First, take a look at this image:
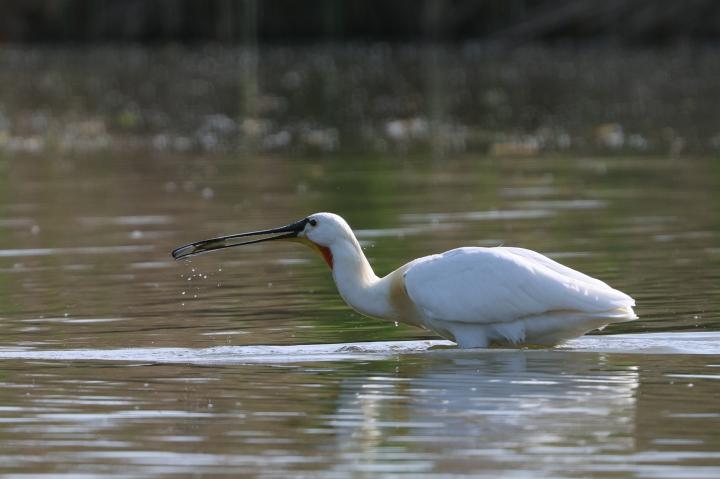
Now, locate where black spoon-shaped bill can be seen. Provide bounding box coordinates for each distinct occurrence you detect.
[171,218,309,260]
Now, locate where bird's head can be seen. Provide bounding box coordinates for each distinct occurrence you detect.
[300,212,353,247]
[171,212,354,269]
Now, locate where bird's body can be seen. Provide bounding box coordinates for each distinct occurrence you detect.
[172,212,636,348]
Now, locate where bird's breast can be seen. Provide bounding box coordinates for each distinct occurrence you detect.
[386,268,423,327]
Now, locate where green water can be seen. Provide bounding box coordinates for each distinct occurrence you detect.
[1,45,720,477]
[1,151,719,477]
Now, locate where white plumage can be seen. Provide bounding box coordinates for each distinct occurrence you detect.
[402,247,635,347]
[172,212,637,349]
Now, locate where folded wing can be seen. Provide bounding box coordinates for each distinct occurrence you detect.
[404,247,634,324]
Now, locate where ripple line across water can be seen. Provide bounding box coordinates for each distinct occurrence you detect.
[0,245,155,257]
[0,333,717,364]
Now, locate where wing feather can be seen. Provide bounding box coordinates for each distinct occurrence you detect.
[404,247,634,325]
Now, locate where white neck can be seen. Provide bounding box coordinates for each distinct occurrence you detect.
[329,236,394,320]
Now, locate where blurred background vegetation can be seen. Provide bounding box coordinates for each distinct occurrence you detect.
[2,0,720,44]
[1,1,719,157]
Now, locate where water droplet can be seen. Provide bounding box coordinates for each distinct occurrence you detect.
[393,321,399,327]
[181,291,186,295]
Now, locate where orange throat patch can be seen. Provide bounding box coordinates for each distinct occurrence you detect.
[293,237,333,269]
[318,245,333,269]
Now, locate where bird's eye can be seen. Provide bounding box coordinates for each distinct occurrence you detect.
[309,219,317,227]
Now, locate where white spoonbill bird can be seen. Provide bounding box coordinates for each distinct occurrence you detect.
[172,212,636,348]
